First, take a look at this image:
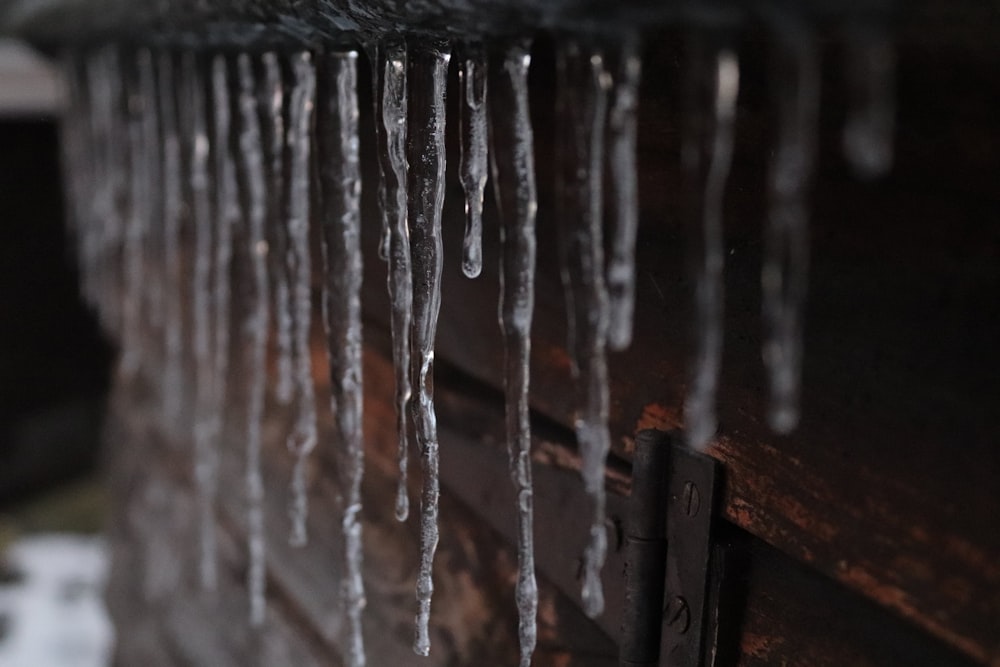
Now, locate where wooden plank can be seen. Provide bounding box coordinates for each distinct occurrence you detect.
[347,30,1000,662]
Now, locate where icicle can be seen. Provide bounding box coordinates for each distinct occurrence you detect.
[157,52,184,429]
[842,27,895,179]
[458,44,488,279]
[366,41,391,263]
[407,42,449,657]
[488,41,538,667]
[261,52,295,405]
[121,49,151,377]
[317,50,366,667]
[682,36,740,452]
[370,38,413,521]
[373,37,413,523]
[61,53,88,263]
[763,19,820,434]
[139,48,164,332]
[210,54,238,508]
[236,52,270,627]
[555,42,611,619]
[103,49,129,334]
[284,52,318,547]
[80,49,114,324]
[182,51,218,591]
[605,36,642,351]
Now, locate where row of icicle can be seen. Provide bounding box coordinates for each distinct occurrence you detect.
[61,22,893,667]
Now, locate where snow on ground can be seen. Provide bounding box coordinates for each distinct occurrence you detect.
[0,534,113,667]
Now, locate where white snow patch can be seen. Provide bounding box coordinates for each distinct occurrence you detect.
[0,534,113,667]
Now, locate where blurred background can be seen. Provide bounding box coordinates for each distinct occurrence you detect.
[0,38,114,667]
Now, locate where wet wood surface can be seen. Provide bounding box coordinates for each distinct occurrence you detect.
[349,29,999,664]
[103,20,999,667]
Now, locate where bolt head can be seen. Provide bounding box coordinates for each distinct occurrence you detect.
[682,481,700,517]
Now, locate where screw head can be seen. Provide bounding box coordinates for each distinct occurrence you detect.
[682,481,700,517]
[663,595,691,634]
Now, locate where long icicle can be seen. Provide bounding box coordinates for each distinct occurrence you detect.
[374,37,413,523]
[261,52,295,405]
[139,48,164,333]
[182,51,218,591]
[157,51,184,429]
[682,36,741,452]
[81,48,121,330]
[236,52,271,627]
[121,49,150,377]
[407,41,449,657]
[555,41,611,619]
[458,44,488,279]
[210,57,238,545]
[61,52,88,291]
[80,49,107,322]
[366,41,391,263]
[489,41,538,667]
[285,52,318,547]
[842,26,895,179]
[763,18,820,434]
[317,49,367,667]
[605,36,642,351]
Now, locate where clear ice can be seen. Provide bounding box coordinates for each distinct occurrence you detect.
[157,52,184,428]
[261,52,295,406]
[763,20,820,434]
[236,52,270,627]
[489,41,539,667]
[316,50,367,667]
[284,52,319,547]
[843,28,895,179]
[605,37,642,351]
[182,51,219,591]
[121,49,152,377]
[407,43,450,657]
[555,41,612,619]
[373,38,414,523]
[459,44,488,279]
[682,37,740,453]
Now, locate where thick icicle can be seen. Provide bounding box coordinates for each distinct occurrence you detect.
[458,44,488,279]
[236,52,270,627]
[488,42,538,667]
[317,50,366,667]
[682,37,740,452]
[182,51,218,591]
[555,42,611,619]
[842,28,895,179]
[261,52,295,405]
[605,37,642,351]
[374,38,413,523]
[763,20,820,434]
[157,52,184,428]
[284,52,318,547]
[407,42,449,657]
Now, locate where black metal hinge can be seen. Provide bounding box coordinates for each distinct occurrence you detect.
[620,429,722,667]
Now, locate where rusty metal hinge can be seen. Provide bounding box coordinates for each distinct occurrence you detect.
[619,429,722,667]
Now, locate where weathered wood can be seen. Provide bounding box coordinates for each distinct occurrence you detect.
[348,29,1000,663]
[98,16,999,666]
[105,328,621,665]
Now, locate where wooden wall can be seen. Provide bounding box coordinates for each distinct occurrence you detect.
[105,16,999,667]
